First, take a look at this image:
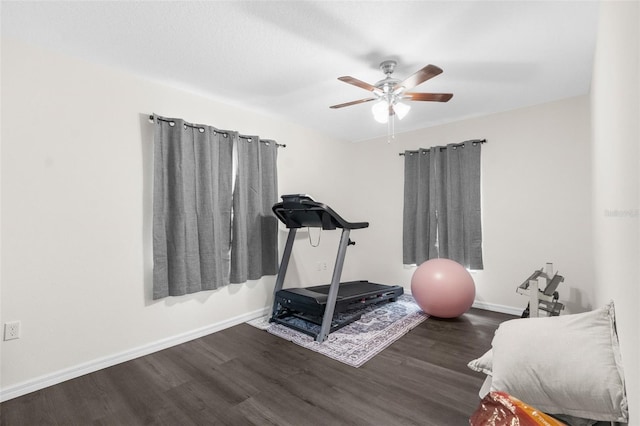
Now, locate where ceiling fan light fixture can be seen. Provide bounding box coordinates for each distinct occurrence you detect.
[394,101,410,120]
[372,100,389,123]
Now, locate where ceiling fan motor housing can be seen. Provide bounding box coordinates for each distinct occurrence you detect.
[376,60,401,93]
[379,60,397,75]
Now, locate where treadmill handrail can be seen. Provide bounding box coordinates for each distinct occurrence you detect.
[272,194,368,230]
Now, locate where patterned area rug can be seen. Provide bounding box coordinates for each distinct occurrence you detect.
[247,294,428,367]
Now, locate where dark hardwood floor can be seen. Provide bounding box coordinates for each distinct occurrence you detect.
[1,308,515,426]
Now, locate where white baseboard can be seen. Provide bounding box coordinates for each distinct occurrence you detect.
[472,300,523,316]
[0,307,270,403]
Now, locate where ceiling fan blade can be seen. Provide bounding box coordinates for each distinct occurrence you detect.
[338,76,379,92]
[404,92,453,102]
[330,98,376,109]
[396,64,443,90]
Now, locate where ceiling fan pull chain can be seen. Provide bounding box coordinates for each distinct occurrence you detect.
[387,113,396,143]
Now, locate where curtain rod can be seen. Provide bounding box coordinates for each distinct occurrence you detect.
[149,115,286,148]
[398,139,486,156]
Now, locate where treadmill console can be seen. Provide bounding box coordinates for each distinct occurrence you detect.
[272,194,368,230]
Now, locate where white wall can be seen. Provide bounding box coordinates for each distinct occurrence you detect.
[0,38,350,398]
[340,96,595,316]
[591,1,640,420]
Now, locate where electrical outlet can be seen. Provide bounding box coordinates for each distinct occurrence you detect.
[4,321,21,341]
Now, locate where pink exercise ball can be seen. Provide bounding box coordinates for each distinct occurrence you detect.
[411,258,476,318]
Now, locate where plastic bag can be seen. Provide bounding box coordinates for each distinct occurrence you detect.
[469,391,567,426]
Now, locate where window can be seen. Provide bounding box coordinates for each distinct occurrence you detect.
[402,140,484,269]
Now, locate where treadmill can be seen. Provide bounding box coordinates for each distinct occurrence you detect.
[270,194,404,342]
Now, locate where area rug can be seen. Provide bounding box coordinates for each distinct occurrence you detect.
[247,294,428,367]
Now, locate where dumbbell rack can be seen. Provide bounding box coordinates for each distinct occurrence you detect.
[516,263,565,317]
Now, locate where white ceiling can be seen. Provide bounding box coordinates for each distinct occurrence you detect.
[1,1,599,142]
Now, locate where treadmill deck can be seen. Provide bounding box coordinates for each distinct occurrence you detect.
[272,280,404,330]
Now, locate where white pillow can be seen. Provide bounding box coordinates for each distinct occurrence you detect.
[489,301,627,422]
[467,349,493,376]
[478,375,492,399]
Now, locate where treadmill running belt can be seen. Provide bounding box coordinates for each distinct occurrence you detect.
[306,281,394,298]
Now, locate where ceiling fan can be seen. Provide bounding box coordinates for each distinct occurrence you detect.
[330,60,453,123]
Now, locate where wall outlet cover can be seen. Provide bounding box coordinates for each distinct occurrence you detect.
[4,321,21,341]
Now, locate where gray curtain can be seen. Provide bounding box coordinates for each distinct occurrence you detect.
[402,148,438,263]
[403,140,483,269]
[152,116,233,298]
[231,136,279,283]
